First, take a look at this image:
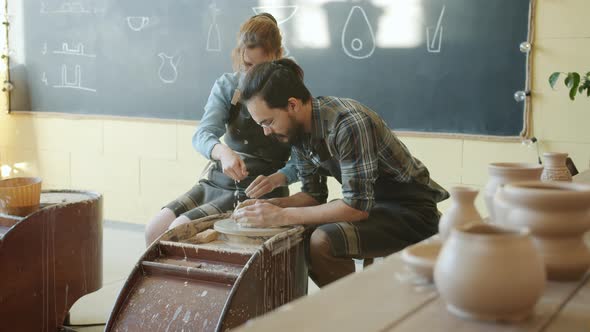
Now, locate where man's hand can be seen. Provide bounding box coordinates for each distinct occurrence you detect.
[232,201,285,228]
[212,144,248,181]
[245,172,287,199]
[232,198,282,215]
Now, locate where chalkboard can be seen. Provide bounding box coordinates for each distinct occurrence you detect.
[10,0,531,136]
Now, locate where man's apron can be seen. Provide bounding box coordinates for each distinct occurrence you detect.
[311,139,441,258]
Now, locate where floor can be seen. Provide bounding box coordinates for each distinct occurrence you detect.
[65,221,324,331]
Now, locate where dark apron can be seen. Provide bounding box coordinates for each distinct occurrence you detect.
[167,98,292,220]
[311,139,441,257]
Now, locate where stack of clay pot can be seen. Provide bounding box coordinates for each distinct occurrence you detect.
[494,181,590,280]
[484,162,543,221]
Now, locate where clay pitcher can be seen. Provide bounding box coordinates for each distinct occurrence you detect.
[541,152,572,182]
[434,223,546,322]
[484,163,543,222]
[438,186,483,241]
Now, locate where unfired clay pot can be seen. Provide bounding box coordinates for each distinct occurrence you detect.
[434,223,546,322]
[484,163,543,221]
[438,186,483,241]
[541,152,572,182]
[494,181,590,281]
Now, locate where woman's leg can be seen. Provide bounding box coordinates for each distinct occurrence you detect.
[144,208,177,246]
[168,215,192,229]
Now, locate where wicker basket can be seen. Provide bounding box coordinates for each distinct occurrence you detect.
[0,177,43,217]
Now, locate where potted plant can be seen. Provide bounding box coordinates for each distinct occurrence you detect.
[549,71,590,100]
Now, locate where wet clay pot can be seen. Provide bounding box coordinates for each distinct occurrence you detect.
[484,163,543,221]
[438,186,483,242]
[434,223,546,322]
[541,152,572,182]
[494,181,590,281]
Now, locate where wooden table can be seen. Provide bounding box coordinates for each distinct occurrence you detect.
[235,247,589,332]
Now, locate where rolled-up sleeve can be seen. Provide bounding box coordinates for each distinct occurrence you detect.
[335,112,379,212]
[192,73,236,159]
[294,147,328,204]
[278,149,300,185]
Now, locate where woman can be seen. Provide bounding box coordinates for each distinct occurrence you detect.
[145,13,297,245]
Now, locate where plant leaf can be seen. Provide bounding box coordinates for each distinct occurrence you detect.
[569,85,577,100]
[565,73,572,88]
[548,72,561,89]
[572,72,581,90]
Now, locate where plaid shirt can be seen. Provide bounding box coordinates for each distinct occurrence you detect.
[293,97,449,212]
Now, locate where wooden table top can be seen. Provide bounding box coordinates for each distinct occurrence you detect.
[235,246,589,332]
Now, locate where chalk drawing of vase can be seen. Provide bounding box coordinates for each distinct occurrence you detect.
[341,6,376,59]
[207,23,221,51]
[158,53,181,84]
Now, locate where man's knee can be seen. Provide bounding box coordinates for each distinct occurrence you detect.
[310,228,333,258]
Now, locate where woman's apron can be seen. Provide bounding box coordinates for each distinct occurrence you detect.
[171,93,292,220]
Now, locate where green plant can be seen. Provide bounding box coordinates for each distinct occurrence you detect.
[549,71,590,100]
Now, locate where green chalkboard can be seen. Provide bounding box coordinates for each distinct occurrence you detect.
[10,0,530,136]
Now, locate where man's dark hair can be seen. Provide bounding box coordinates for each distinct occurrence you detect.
[240,58,312,108]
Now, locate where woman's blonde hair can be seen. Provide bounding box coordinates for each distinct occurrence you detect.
[232,13,283,72]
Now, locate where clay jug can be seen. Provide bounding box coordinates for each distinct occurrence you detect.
[541,152,572,182]
[495,181,590,280]
[434,223,546,322]
[484,163,543,221]
[438,186,483,241]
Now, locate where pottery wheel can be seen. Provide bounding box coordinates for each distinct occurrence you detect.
[213,218,289,238]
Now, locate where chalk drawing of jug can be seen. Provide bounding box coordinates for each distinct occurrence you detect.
[158,53,181,84]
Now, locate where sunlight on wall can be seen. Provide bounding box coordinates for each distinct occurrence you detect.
[293,1,330,49]
[374,0,424,48]
[258,0,424,50]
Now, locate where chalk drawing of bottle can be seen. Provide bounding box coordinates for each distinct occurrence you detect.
[206,3,221,52]
[341,6,376,60]
[426,5,445,53]
[158,53,181,84]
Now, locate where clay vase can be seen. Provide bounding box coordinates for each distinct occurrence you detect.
[434,223,546,322]
[494,181,590,281]
[541,152,572,182]
[484,163,543,222]
[438,186,483,241]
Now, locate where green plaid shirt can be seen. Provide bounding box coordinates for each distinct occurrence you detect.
[293,97,449,211]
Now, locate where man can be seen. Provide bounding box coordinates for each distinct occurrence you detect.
[233,59,449,286]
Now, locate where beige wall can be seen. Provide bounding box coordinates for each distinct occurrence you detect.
[1,0,589,224]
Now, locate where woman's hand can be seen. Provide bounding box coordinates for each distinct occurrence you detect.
[245,172,287,198]
[212,144,248,181]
